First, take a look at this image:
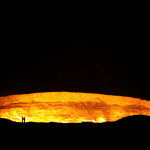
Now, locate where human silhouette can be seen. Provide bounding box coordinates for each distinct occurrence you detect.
[22,116,25,123]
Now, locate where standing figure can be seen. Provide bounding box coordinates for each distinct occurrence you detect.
[22,116,23,123]
[22,116,25,123]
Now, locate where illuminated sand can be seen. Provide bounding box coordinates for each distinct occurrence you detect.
[0,92,150,123]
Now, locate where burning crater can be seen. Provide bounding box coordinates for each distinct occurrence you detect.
[0,92,150,123]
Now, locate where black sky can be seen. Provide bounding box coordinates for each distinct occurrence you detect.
[0,1,150,100]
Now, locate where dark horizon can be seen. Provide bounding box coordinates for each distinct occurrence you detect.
[1,114,150,149]
[0,1,150,101]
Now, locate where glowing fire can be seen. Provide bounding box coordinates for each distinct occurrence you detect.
[0,92,150,123]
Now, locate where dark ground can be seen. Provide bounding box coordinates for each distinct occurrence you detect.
[0,115,150,149]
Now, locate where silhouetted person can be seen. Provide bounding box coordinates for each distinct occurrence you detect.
[22,116,25,123]
[22,116,23,123]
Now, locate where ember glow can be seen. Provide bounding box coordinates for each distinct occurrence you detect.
[0,92,150,123]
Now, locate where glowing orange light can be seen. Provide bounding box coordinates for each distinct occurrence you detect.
[0,92,150,123]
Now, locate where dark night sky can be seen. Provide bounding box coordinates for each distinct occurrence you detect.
[0,1,150,100]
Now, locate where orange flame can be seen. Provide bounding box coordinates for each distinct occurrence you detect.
[0,92,150,123]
